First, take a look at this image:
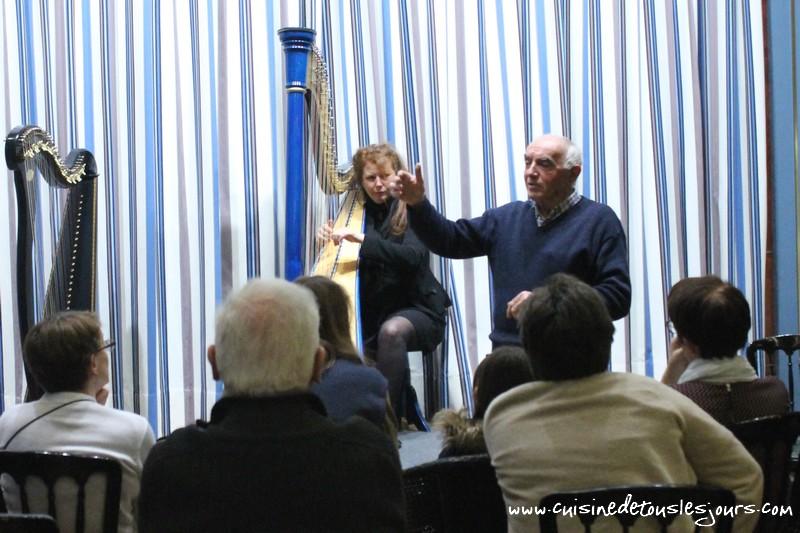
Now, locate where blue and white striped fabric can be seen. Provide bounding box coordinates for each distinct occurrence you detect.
[0,0,769,435]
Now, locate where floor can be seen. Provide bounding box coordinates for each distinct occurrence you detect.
[398,429,442,469]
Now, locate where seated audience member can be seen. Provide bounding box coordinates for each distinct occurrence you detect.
[138,279,405,533]
[295,275,395,434]
[433,346,532,457]
[661,275,789,424]
[483,274,762,533]
[0,311,155,533]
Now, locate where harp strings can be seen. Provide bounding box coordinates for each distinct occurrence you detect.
[305,45,354,274]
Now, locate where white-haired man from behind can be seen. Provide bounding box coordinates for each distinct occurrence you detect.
[138,278,405,533]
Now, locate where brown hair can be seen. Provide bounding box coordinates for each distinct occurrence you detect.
[472,346,533,418]
[519,274,615,381]
[351,143,408,235]
[23,310,103,392]
[294,275,362,365]
[667,276,751,358]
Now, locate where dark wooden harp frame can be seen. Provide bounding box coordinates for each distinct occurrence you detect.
[5,125,99,401]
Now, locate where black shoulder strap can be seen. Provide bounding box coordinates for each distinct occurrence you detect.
[2,398,92,450]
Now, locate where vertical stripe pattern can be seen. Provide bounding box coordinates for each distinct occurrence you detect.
[0,1,771,432]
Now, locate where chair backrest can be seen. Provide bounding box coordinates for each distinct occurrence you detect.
[538,485,735,533]
[728,412,800,531]
[0,451,121,533]
[403,454,506,533]
[747,335,800,409]
[0,513,59,533]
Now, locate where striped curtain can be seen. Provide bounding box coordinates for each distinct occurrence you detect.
[0,0,767,436]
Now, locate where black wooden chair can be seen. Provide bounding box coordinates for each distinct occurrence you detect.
[747,335,800,409]
[421,346,445,420]
[539,485,735,532]
[729,413,800,532]
[403,454,506,533]
[402,347,446,432]
[0,513,59,533]
[0,451,122,533]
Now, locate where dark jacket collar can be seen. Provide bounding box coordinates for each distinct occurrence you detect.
[204,391,329,433]
[364,194,392,220]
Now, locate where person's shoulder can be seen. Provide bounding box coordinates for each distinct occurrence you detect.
[0,402,28,420]
[143,423,207,464]
[334,359,385,379]
[611,372,721,415]
[0,402,30,434]
[322,360,388,392]
[608,371,678,392]
[478,201,532,223]
[329,415,397,456]
[753,375,789,390]
[494,200,530,214]
[89,402,152,433]
[483,381,540,422]
[576,197,621,218]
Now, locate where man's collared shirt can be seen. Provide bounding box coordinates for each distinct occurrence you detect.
[531,189,582,227]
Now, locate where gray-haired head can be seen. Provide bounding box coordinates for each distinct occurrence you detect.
[534,134,582,168]
[562,137,582,168]
[213,278,320,396]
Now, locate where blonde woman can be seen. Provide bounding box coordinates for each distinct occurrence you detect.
[317,144,450,417]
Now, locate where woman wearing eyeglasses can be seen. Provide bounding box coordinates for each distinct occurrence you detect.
[0,310,155,533]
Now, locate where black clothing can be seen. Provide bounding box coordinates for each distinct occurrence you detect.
[138,393,405,533]
[358,197,449,349]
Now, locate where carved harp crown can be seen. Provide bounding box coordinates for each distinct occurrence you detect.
[5,125,99,400]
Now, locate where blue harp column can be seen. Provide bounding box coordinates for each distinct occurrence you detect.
[279,27,316,280]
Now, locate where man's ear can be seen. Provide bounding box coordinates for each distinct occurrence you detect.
[89,353,99,376]
[310,345,327,385]
[570,164,582,180]
[207,345,220,381]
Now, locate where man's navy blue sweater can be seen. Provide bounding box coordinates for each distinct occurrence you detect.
[409,197,631,346]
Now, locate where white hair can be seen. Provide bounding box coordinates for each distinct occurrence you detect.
[214,278,320,396]
[537,133,583,168]
[563,139,582,168]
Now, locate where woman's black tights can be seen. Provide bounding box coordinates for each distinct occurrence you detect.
[375,316,419,416]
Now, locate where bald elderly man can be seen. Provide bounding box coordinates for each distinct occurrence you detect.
[393,134,631,347]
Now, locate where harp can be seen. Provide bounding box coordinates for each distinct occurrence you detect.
[5,125,99,401]
[279,27,364,346]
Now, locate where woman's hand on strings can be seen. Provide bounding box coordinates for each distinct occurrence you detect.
[331,228,365,245]
[316,220,335,246]
[391,163,426,206]
[317,221,364,245]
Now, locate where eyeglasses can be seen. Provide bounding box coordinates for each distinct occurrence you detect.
[95,339,115,354]
[666,321,677,337]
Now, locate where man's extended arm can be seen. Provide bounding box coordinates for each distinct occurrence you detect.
[393,165,491,259]
[406,198,492,259]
